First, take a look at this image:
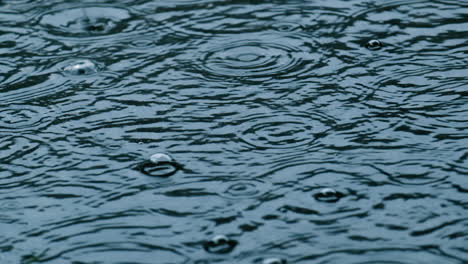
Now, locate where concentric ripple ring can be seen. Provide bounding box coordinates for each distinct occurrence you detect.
[197,36,316,79]
[36,4,133,38]
[238,111,332,151]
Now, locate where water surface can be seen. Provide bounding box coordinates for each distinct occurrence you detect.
[0,0,467,263]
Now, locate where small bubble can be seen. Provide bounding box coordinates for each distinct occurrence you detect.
[365,39,383,50]
[263,258,287,264]
[203,235,237,254]
[63,59,98,76]
[137,153,180,177]
[313,188,344,203]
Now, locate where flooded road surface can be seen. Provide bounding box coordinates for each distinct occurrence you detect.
[0,0,467,263]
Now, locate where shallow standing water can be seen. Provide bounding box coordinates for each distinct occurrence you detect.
[1,0,467,263]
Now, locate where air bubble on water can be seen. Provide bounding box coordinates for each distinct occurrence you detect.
[63,59,98,76]
[365,39,383,50]
[203,234,238,254]
[313,187,344,203]
[263,258,287,264]
[136,153,179,177]
[150,153,173,164]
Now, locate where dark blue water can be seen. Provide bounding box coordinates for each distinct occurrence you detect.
[1,0,467,263]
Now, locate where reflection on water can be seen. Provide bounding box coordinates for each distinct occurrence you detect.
[0,0,467,263]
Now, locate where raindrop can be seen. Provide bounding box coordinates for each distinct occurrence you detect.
[63,59,98,76]
[313,188,344,203]
[137,153,180,177]
[203,235,237,254]
[263,258,287,264]
[365,39,382,50]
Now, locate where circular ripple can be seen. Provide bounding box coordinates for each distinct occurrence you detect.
[238,111,332,151]
[342,0,468,47]
[221,180,267,199]
[39,5,130,36]
[36,4,135,38]
[0,104,55,133]
[374,161,449,185]
[197,35,317,79]
[0,201,21,210]
[147,2,349,39]
[270,22,303,32]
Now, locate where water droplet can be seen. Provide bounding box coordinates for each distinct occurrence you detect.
[313,188,344,203]
[203,235,237,254]
[263,258,287,264]
[137,153,180,177]
[63,59,98,76]
[366,39,382,50]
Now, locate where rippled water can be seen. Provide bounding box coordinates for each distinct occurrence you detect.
[1,0,467,263]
